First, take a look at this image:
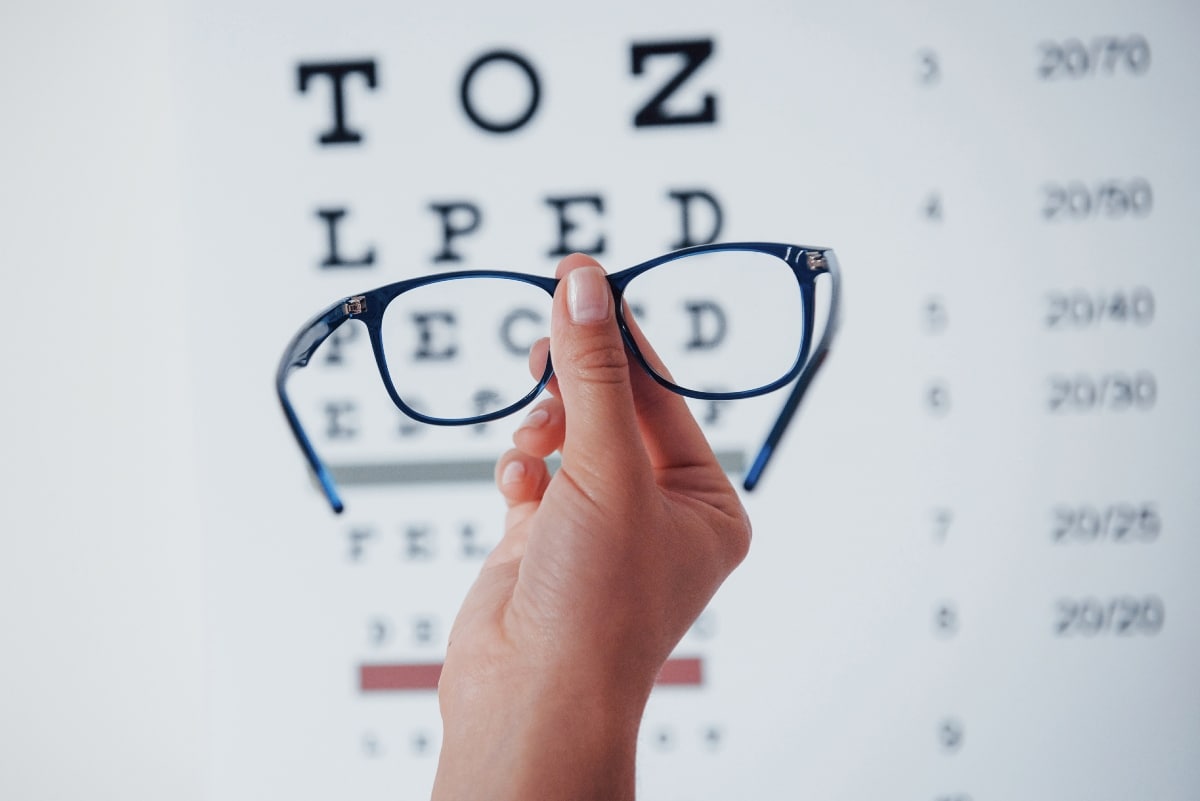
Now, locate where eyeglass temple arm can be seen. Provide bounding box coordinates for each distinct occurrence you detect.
[276,300,355,514]
[743,253,841,491]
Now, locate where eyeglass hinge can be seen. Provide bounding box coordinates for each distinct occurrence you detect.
[806,251,828,271]
[344,296,367,316]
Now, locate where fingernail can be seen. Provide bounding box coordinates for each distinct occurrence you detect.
[501,460,526,486]
[519,407,550,430]
[567,266,610,323]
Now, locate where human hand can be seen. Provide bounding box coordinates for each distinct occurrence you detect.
[432,253,751,801]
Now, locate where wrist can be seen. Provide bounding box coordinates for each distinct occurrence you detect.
[433,663,648,801]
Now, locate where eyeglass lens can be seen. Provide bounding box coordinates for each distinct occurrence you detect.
[620,250,806,395]
[379,275,551,422]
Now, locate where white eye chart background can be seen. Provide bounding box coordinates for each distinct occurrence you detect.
[3,1,1198,800]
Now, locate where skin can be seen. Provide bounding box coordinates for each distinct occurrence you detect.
[431,254,752,800]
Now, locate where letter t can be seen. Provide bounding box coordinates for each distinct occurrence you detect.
[296,60,378,145]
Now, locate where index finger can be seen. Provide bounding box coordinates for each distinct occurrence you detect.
[619,301,726,475]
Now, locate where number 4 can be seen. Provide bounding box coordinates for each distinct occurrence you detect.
[932,508,953,542]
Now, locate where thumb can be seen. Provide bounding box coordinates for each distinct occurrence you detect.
[550,259,651,489]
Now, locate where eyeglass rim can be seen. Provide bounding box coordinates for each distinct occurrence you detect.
[356,241,829,422]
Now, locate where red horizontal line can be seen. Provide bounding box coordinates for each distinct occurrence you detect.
[361,662,442,691]
[655,656,703,686]
[360,656,703,693]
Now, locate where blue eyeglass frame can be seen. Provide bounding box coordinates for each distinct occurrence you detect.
[276,241,841,513]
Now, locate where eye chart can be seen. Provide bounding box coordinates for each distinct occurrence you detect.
[174,2,1200,799]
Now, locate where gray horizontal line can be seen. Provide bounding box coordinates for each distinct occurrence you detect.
[328,450,747,486]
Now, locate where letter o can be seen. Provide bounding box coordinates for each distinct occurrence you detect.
[459,50,541,134]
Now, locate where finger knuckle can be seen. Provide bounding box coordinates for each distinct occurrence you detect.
[567,339,630,385]
[719,509,753,569]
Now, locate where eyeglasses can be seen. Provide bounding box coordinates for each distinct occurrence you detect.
[277,241,841,513]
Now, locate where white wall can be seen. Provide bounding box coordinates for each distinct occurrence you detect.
[0,3,204,799]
